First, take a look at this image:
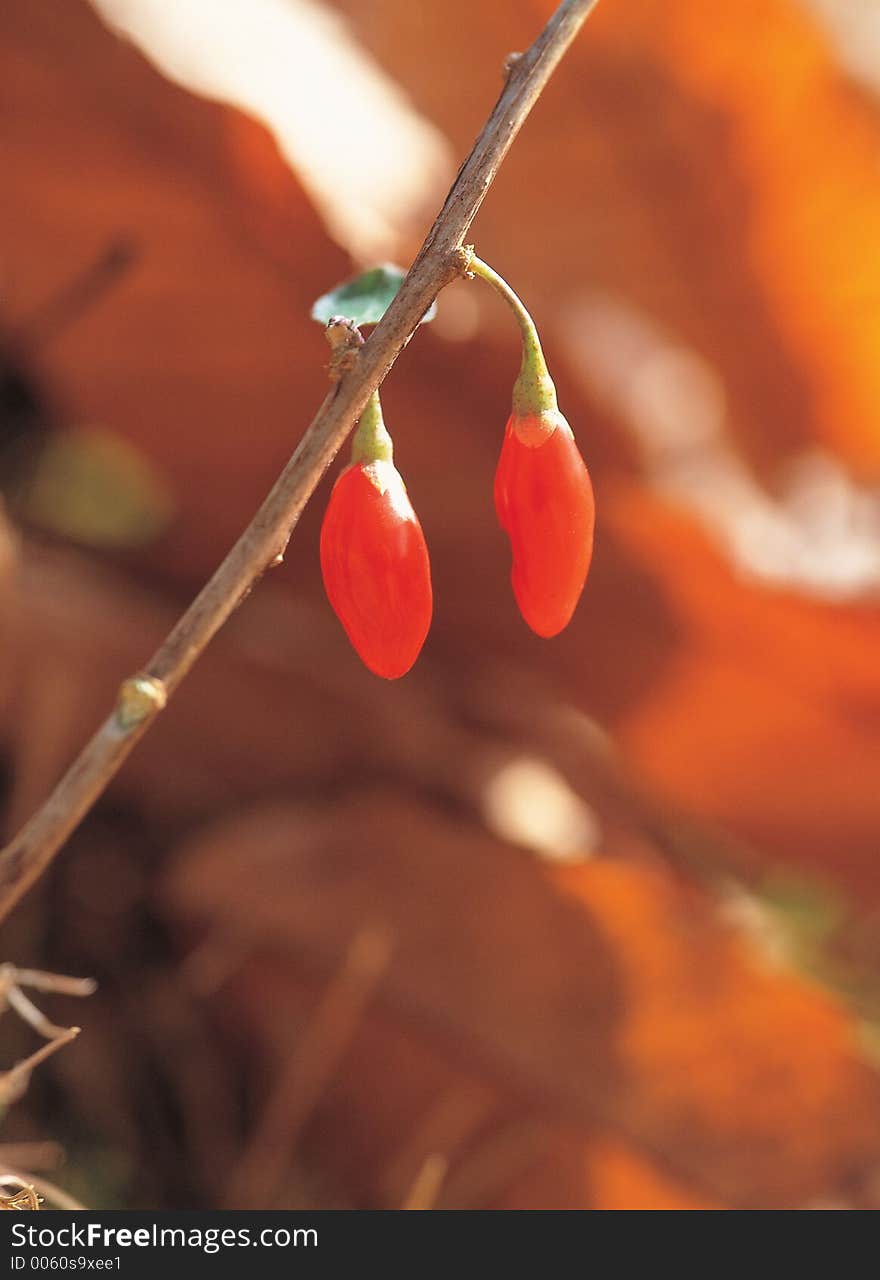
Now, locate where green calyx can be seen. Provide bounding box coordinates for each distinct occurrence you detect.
[350,390,394,465]
[512,341,558,419]
[466,253,558,417]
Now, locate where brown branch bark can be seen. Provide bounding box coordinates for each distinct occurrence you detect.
[0,0,602,924]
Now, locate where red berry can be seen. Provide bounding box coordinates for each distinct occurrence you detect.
[494,410,594,637]
[320,459,432,679]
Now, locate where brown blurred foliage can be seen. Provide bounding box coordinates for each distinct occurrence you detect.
[0,0,879,1210]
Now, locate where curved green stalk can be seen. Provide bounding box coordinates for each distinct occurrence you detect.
[467,254,558,416]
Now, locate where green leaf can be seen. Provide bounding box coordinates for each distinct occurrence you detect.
[311,264,436,328]
[20,428,174,550]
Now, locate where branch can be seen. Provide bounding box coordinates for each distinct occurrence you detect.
[0,1027,80,1109]
[0,0,602,924]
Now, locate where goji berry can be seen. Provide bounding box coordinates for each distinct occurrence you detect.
[494,408,594,637]
[467,253,594,637]
[320,392,432,679]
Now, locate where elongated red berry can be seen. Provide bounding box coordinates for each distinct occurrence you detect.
[320,393,431,679]
[494,409,594,637]
[467,253,594,637]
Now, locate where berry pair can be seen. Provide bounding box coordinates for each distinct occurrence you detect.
[319,257,595,679]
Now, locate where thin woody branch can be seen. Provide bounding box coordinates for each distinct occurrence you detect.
[0,0,601,924]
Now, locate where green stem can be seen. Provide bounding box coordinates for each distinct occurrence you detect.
[467,254,558,416]
[350,390,393,464]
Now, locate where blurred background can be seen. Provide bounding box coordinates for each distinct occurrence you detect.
[0,0,879,1210]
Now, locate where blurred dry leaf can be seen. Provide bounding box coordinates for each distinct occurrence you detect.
[91,0,453,260]
[601,484,880,896]
[163,792,880,1209]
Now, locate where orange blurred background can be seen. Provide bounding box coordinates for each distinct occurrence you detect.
[0,0,879,1210]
